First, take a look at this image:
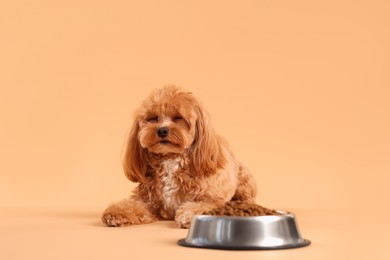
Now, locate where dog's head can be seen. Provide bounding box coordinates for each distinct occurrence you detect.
[123,85,226,183]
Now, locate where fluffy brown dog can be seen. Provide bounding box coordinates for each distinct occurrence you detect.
[102,85,257,228]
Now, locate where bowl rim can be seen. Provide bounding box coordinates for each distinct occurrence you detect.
[191,210,292,220]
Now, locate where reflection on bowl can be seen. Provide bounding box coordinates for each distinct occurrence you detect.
[178,211,310,250]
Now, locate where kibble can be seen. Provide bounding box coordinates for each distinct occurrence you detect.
[203,201,281,216]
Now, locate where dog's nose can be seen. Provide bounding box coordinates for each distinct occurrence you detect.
[157,127,169,138]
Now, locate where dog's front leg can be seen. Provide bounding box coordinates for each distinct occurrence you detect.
[175,201,217,228]
[102,195,157,227]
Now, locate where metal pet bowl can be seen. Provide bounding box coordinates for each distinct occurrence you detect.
[178,211,310,250]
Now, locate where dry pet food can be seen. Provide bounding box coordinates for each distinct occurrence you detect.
[203,201,281,216]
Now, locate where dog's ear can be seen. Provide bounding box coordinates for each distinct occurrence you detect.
[188,105,226,178]
[122,120,147,183]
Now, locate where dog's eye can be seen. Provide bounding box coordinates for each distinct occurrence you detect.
[146,116,158,123]
[173,115,183,122]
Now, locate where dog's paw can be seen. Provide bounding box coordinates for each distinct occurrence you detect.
[102,213,132,227]
[175,202,217,229]
[175,210,194,229]
[101,201,157,227]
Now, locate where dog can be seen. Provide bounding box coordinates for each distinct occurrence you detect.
[102,85,257,228]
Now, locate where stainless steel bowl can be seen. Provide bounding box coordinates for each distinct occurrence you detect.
[178,211,310,250]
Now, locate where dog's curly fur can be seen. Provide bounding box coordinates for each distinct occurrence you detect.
[102,85,257,228]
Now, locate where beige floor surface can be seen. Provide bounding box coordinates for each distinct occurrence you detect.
[1,207,388,260]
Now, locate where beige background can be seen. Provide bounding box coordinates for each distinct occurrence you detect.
[1,1,389,259]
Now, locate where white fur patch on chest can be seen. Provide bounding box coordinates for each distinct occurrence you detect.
[161,158,182,213]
